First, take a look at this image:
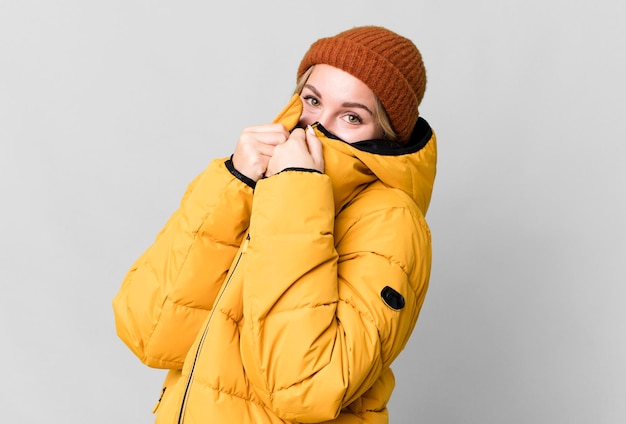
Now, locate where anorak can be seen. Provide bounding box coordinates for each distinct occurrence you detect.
[113,95,437,423]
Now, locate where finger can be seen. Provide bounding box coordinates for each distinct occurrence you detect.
[238,140,276,159]
[243,124,290,144]
[305,126,324,173]
[239,132,287,149]
[255,132,289,146]
[305,125,323,159]
[265,123,288,135]
[256,143,276,158]
[243,123,289,133]
[286,127,307,148]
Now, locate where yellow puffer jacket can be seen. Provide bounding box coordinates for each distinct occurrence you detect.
[113,95,437,423]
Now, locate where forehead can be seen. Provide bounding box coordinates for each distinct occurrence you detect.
[307,64,376,104]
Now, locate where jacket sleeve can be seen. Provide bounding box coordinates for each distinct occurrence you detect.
[239,171,432,422]
[113,158,253,369]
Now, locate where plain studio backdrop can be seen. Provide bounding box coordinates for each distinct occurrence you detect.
[1,0,624,423]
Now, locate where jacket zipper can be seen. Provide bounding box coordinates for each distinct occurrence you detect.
[176,233,250,423]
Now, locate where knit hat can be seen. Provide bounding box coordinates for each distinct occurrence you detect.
[297,26,426,144]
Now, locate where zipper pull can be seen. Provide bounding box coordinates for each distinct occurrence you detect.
[242,233,250,252]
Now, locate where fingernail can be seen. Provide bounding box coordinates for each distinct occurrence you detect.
[306,125,314,135]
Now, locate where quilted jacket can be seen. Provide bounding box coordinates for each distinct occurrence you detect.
[113,95,437,423]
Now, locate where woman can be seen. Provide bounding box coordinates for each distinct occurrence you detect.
[113,25,437,423]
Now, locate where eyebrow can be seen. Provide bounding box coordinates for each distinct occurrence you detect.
[303,84,375,116]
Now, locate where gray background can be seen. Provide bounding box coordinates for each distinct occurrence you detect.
[1,0,624,423]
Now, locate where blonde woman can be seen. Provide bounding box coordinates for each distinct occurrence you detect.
[113,25,437,423]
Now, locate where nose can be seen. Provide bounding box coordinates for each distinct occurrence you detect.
[299,110,333,133]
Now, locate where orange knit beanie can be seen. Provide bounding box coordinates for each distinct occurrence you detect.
[297,26,426,144]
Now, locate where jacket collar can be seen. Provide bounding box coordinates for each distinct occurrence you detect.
[312,120,437,216]
[273,94,437,216]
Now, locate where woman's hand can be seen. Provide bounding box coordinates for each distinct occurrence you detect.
[232,123,291,182]
[266,126,324,177]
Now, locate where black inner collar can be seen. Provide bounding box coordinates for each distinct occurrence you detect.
[310,118,433,156]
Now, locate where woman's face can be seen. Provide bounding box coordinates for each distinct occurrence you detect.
[298,64,384,143]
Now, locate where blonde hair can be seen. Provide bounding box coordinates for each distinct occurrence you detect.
[294,66,398,142]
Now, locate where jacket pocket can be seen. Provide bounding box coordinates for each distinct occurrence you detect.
[152,369,182,414]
